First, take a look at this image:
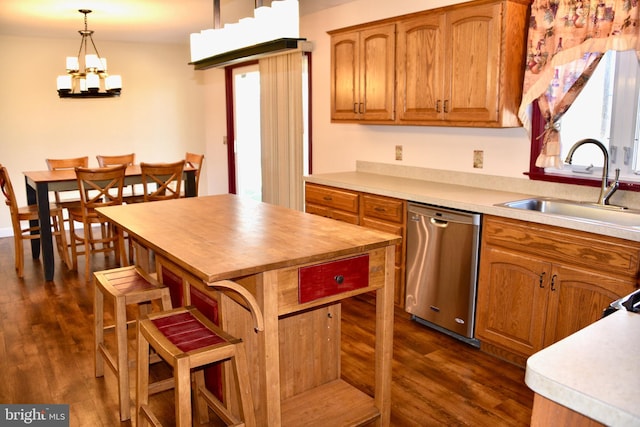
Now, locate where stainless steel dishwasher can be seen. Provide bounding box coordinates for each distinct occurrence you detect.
[405,202,481,346]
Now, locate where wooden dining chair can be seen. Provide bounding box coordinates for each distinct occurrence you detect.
[140,160,185,202]
[68,165,127,282]
[0,164,71,277]
[46,156,90,251]
[46,156,89,207]
[184,152,204,196]
[96,153,138,201]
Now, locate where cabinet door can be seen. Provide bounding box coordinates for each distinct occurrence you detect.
[330,31,360,121]
[359,24,396,121]
[544,264,637,347]
[444,2,501,123]
[396,14,445,122]
[476,245,550,357]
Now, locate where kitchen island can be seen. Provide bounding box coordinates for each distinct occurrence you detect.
[97,194,400,426]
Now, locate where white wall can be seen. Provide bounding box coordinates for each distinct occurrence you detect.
[0,34,208,234]
[300,0,532,176]
[0,0,536,235]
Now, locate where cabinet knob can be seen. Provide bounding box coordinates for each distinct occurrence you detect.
[334,275,345,285]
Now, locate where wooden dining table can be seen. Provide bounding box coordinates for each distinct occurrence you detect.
[96,194,400,426]
[23,164,197,281]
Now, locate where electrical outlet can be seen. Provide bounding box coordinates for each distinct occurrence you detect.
[473,150,484,168]
[395,145,403,161]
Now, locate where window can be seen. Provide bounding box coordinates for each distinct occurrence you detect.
[529,50,640,192]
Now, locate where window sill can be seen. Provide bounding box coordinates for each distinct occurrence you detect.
[526,171,640,192]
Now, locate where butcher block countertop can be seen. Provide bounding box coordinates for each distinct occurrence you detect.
[305,168,640,242]
[525,311,640,426]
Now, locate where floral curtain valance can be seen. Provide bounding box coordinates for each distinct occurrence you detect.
[518,0,640,168]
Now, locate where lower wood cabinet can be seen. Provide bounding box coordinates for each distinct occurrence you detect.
[304,182,407,306]
[476,215,640,365]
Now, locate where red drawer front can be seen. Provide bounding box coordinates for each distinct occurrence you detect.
[298,254,369,303]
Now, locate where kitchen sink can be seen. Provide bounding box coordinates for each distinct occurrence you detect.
[496,197,640,228]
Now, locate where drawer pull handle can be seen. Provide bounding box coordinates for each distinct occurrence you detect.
[551,274,557,291]
[334,275,344,285]
[374,207,386,212]
[323,196,332,201]
[539,272,545,288]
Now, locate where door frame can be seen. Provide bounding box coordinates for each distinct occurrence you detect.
[224,53,313,195]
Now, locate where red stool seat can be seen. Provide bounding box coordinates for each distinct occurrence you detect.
[152,311,227,351]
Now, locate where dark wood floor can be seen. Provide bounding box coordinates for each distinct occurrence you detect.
[0,237,532,426]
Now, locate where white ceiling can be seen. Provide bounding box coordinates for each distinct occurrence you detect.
[0,0,357,44]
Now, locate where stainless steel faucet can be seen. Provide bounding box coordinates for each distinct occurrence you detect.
[564,138,620,205]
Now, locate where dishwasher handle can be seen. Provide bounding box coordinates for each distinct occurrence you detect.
[409,213,452,228]
[430,217,449,228]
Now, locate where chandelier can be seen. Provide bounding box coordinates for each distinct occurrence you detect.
[56,9,122,98]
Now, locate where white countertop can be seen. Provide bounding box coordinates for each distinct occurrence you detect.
[305,171,640,242]
[525,311,640,426]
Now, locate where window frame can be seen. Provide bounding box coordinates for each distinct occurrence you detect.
[527,100,640,193]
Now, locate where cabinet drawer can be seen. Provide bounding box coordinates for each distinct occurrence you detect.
[362,194,405,223]
[298,254,369,303]
[483,216,640,277]
[305,183,359,213]
[305,203,359,225]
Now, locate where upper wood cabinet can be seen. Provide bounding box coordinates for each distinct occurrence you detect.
[329,23,396,122]
[330,0,529,127]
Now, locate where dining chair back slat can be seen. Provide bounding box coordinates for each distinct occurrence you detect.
[96,153,135,167]
[141,160,185,202]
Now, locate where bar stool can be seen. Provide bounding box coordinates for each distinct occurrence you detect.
[94,266,172,421]
[136,280,264,427]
